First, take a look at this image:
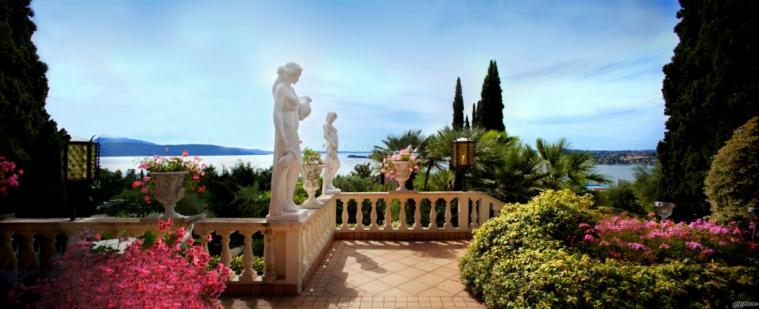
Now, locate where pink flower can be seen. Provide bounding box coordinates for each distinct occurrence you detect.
[658,243,670,249]
[628,242,646,251]
[30,220,231,307]
[140,187,149,194]
[599,241,610,247]
[578,223,590,229]
[685,241,703,250]
[182,151,189,157]
[131,180,142,189]
[583,234,595,242]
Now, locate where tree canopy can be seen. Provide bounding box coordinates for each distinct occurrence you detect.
[657,0,759,220]
[476,60,505,132]
[0,0,68,216]
[452,77,464,130]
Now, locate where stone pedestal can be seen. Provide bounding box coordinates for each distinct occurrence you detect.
[266,209,308,223]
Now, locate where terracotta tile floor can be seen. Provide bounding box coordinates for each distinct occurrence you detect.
[223,240,485,308]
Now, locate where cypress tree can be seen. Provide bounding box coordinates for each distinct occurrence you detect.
[657,0,759,220]
[452,77,464,130]
[471,102,478,128]
[478,60,505,131]
[464,115,470,130]
[0,0,69,216]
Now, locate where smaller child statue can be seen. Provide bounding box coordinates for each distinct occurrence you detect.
[322,112,341,195]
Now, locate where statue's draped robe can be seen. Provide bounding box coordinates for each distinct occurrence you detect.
[323,123,340,192]
[269,83,310,215]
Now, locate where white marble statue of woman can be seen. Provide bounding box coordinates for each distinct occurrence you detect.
[322,112,341,195]
[268,62,312,219]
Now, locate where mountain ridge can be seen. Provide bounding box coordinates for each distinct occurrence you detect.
[97,137,272,157]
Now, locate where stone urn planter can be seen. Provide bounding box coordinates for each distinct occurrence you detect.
[302,163,324,208]
[151,171,188,218]
[655,201,676,220]
[392,160,411,191]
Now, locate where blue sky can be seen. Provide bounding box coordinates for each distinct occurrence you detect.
[31,0,680,151]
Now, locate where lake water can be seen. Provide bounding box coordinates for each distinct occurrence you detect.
[100,154,646,183]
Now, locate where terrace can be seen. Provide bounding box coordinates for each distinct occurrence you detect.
[0,190,504,308]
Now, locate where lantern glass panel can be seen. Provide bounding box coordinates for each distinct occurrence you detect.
[67,143,87,180]
[67,142,99,181]
[466,142,475,166]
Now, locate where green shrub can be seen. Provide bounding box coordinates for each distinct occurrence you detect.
[598,180,647,214]
[332,175,392,192]
[174,191,208,216]
[460,189,758,308]
[229,254,263,275]
[705,116,759,224]
[631,163,661,210]
[351,163,373,178]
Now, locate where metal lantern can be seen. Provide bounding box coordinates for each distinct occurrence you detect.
[65,136,100,220]
[66,137,99,181]
[451,137,475,191]
[451,138,475,169]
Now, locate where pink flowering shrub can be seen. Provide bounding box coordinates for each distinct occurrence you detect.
[133,152,207,204]
[31,219,231,308]
[0,156,23,197]
[380,146,420,180]
[580,214,758,264]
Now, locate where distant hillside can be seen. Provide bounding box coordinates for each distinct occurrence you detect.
[97,137,271,157]
[570,150,656,165]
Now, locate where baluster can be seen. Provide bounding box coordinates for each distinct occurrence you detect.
[471,199,479,228]
[399,199,407,229]
[458,196,469,229]
[428,199,437,229]
[220,231,232,267]
[0,231,17,272]
[383,200,392,231]
[340,200,349,230]
[481,200,491,223]
[263,228,277,281]
[444,198,453,230]
[16,232,38,273]
[198,229,210,252]
[355,200,364,230]
[369,199,378,230]
[240,231,256,282]
[413,198,422,230]
[39,232,58,273]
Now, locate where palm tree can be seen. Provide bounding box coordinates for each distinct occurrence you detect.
[370,129,427,162]
[535,138,609,191]
[468,131,538,202]
[489,143,545,203]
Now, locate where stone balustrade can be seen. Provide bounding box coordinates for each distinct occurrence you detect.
[0,191,504,296]
[333,191,504,240]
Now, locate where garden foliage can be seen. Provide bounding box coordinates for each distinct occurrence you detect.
[657,0,759,221]
[705,116,759,224]
[31,220,232,308]
[460,190,758,308]
[0,0,68,216]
